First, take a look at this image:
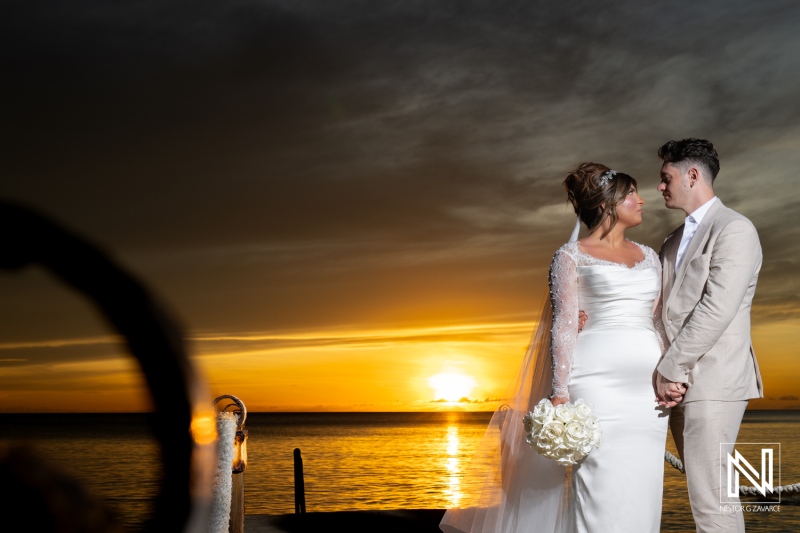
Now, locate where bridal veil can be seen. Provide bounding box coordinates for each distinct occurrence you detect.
[439,298,571,533]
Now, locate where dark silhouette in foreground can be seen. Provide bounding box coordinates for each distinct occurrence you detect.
[0,200,214,532]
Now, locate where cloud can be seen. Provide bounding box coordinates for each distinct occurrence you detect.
[430,396,504,404]
[2,1,800,403]
[0,322,536,366]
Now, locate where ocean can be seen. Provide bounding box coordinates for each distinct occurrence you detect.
[1,411,798,532]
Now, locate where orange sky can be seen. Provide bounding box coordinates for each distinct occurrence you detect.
[1,313,797,413]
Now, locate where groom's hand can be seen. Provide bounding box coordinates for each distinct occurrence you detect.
[654,371,686,407]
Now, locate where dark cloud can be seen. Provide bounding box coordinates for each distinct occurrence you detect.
[2,0,800,354]
[0,337,126,367]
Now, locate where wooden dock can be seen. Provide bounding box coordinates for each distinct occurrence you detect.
[244,509,446,533]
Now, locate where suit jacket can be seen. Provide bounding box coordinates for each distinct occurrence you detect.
[658,199,763,402]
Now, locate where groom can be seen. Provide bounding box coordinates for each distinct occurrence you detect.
[653,138,763,532]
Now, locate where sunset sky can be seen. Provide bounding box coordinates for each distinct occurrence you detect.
[2,1,799,412]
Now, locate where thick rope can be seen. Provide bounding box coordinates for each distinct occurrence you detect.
[664,450,685,474]
[209,412,237,533]
[664,450,800,496]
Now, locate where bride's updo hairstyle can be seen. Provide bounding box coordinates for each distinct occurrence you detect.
[563,162,638,239]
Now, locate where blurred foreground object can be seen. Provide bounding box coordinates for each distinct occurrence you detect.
[0,200,216,532]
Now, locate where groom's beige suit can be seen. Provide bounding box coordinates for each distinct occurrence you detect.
[658,198,763,532]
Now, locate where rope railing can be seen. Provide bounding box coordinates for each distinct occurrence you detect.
[210,395,248,533]
[664,450,800,496]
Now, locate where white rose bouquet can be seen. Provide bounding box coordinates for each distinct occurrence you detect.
[522,397,601,466]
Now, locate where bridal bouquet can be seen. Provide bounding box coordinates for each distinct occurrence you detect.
[522,397,601,466]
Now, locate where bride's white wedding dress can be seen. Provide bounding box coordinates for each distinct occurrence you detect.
[440,240,670,533]
[552,240,670,532]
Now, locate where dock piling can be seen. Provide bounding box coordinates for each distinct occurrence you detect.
[293,448,306,514]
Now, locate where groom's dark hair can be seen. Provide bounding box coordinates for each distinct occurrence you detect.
[658,138,720,184]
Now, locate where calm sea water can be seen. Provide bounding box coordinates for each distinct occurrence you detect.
[1,411,798,532]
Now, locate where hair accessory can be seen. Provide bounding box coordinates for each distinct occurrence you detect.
[598,170,617,187]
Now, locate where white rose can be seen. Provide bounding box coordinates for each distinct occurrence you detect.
[553,447,576,466]
[535,436,554,453]
[536,421,565,455]
[533,412,552,428]
[535,439,553,455]
[590,428,602,448]
[564,421,585,448]
[542,421,565,440]
[532,398,554,424]
[579,441,594,456]
[522,413,534,433]
[535,397,552,412]
[553,404,574,425]
[573,399,594,421]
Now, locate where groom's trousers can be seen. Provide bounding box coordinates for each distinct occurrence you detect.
[670,400,748,533]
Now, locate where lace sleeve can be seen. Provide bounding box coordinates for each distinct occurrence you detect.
[649,247,670,355]
[548,247,579,400]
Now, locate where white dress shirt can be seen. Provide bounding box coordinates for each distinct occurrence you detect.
[675,196,718,273]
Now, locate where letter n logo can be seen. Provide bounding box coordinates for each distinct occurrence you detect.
[720,443,780,504]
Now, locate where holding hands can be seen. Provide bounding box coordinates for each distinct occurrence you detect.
[654,371,687,407]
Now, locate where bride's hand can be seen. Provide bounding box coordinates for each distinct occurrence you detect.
[550,395,570,407]
[578,310,588,332]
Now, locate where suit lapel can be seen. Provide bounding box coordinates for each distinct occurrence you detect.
[661,226,682,307]
[668,199,726,308]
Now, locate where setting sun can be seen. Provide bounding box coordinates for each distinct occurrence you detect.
[428,372,477,402]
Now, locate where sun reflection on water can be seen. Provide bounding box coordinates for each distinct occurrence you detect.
[444,425,462,507]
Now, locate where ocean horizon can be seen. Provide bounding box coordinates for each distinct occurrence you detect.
[1,410,798,532]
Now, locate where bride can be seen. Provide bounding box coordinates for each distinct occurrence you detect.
[440,163,673,533]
